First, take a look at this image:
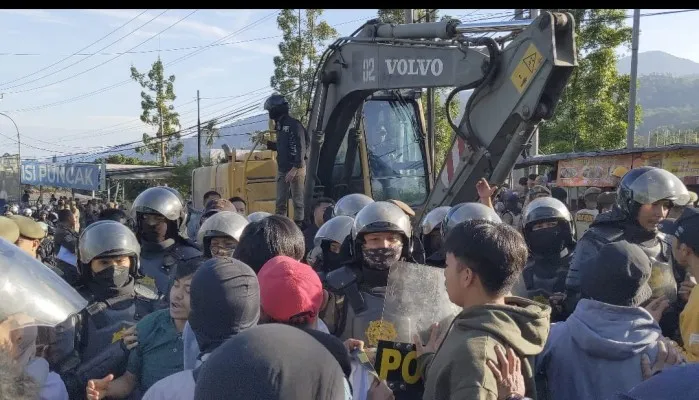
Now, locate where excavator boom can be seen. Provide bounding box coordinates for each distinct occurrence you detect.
[304,12,577,221]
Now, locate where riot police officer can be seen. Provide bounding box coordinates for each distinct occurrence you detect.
[0,237,87,399]
[511,197,575,321]
[55,220,156,398]
[418,206,451,267]
[197,210,249,259]
[264,94,309,227]
[307,215,354,273]
[333,193,374,218]
[324,201,413,341]
[441,202,502,239]
[247,211,272,223]
[130,186,202,300]
[565,166,691,338]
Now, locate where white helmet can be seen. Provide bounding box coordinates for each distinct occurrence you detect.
[22,208,33,217]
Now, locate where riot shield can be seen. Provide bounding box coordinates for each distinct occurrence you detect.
[370,261,461,399]
[0,237,87,330]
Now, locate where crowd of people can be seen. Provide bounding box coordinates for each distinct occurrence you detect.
[0,163,697,400]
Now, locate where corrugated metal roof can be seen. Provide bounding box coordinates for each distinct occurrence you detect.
[515,144,699,168]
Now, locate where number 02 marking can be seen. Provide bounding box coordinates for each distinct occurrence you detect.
[363,58,376,83]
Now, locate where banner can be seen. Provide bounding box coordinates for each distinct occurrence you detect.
[0,154,20,204]
[631,152,663,169]
[660,149,699,185]
[557,154,633,187]
[630,149,699,185]
[20,162,103,191]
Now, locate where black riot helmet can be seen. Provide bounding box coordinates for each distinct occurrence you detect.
[617,166,690,219]
[522,197,575,253]
[309,215,354,272]
[263,94,290,121]
[441,202,501,239]
[77,220,141,281]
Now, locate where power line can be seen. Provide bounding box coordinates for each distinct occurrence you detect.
[0,9,149,86]
[66,85,295,162]
[0,10,170,92]
[61,86,272,143]
[1,10,278,114]
[0,16,374,57]
[54,88,278,160]
[4,10,198,95]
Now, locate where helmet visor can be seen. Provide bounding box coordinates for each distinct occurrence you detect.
[627,168,690,206]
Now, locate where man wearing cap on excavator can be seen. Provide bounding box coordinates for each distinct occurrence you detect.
[263,94,309,229]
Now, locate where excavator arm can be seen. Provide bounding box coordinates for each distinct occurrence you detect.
[304,12,577,221]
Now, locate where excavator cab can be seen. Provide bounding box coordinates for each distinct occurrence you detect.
[329,91,429,207]
[305,13,577,222]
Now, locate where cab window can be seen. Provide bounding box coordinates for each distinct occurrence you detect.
[363,99,428,206]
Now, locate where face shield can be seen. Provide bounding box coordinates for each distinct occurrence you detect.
[0,238,87,329]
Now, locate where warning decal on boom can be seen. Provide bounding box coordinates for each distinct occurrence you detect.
[510,43,544,94]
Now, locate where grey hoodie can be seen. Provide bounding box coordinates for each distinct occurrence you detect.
[536,299,662,400]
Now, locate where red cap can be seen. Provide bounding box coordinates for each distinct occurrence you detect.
[258,255,324,324]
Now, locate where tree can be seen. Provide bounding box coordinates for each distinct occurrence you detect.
[377,9,405,24]
[270,10,337,125]
[202,119,220,148]
[130,57,182,166]
[94,154,157,165]
[538,9,639,154]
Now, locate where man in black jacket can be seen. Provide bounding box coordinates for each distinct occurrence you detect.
[264,94,308,227]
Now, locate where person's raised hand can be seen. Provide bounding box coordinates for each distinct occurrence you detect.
[476,178,498,200]
[413,322,445,357]
[86,374,113,400]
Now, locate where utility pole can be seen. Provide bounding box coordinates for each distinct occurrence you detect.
[404,9,413,24]
[424,9,436,183]
[0,111,21,202]
[197,90,202,166]
[627,9,641,150]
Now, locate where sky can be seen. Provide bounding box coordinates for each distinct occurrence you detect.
[0,8,696,160]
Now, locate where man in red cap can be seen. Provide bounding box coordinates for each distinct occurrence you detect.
[257,255,328,332]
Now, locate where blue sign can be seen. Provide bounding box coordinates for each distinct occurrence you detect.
[20,162,103,191]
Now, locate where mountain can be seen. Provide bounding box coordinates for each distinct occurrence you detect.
[54,113,269,164]
[636,74,699,135]
[617,51,699,76]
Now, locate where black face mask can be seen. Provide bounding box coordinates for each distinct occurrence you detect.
[322,250,344,271]
[527,228,565,256]
[93,266,130,289]
[141,222,168,243]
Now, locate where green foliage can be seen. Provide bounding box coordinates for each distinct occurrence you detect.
[433,89,461,169]
[271,10,338,125]
[377,9,405,24]
[169,157,210,198]
[635,74,699,134]
[202,119,220,148]
[130,57,182,166]
[93,154,157,165]
[539,9,639,154]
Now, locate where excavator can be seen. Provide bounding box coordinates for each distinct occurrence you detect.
[190,11,577,224]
